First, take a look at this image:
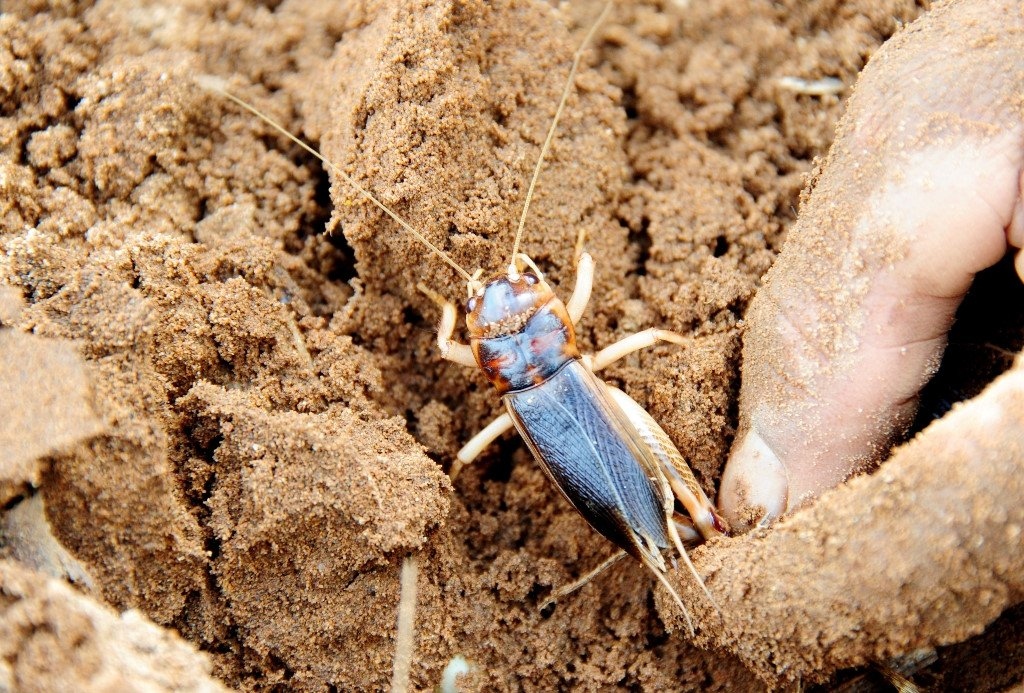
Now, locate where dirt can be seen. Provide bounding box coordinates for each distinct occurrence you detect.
[0,557,229,692]
[0,0,1021,691]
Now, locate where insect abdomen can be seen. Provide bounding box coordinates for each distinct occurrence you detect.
[503,360,671,560]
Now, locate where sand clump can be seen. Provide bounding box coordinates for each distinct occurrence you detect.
[1,0,1022,690]
[0,558,228,692]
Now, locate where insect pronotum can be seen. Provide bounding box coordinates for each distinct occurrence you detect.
[201,0,727,634]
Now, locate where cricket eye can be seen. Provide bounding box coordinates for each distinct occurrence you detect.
[523,273,538,285]
[466,296,479,313]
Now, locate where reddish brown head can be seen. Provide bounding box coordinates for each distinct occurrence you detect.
[465,271,555,340]
[465,271,579,394]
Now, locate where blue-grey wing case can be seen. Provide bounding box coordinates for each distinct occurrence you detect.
[503,359,672,559]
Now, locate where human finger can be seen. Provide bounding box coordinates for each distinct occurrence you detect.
[719,0,1024,529]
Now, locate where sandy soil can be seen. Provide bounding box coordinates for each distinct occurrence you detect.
[1,0,1022,690]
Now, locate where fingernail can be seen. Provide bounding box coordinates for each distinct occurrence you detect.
[719,430,789,531]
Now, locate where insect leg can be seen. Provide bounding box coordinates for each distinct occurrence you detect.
[565,251,595,325]
[450,412,514,480]
[418,283,476,368]
[589,327,688,371]
[646,556,696,636]
[673,515,703,546]
[573,227,587,266]
[539,550,627,612]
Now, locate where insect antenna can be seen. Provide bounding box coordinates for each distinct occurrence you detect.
[506,0,613,278]
[196,75,475,283]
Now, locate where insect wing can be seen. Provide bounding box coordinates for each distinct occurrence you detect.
[605,385,727,540]
[503,360,671,559]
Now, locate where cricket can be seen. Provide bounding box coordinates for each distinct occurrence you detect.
[201,0,727,634]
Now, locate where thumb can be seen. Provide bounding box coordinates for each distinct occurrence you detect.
[719,0,1024,529]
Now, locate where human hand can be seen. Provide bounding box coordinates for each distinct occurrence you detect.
[718,0,1024,529]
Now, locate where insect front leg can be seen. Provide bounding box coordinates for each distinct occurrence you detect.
[418,283,476,368]
[450,412,514,480]
[565,251,595,325]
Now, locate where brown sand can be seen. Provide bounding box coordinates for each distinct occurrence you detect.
[0,558,229,692]
[1,0,1021,691]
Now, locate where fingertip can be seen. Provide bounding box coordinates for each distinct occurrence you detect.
[719,430,789,533]
[1005,165,1023,250]
[1011,174,1024,282]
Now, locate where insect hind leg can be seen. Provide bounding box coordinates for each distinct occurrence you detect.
[602,383,723,617]
[673,516,702,547]
[539,550,627,612]
[664,514,720,617]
